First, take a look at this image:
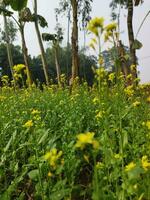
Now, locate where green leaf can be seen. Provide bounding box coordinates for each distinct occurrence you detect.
[122,130,128,148]
[10,0,28,11]
[28,169,39,181]
[132,39,143,50]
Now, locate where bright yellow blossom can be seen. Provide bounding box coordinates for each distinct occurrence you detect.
[75,132,99,150]
[147,96,150,103]
[23,120,33,128]
[108,73,115,82]
[142,155,150,171]
[44,148,63,169]
[87,17,104,36]
[125,162,136,172]
[31,109,41,115]
[132,101,140,107]
[124,85,134,97]
[146,121,150,130]
[105,22,117,32]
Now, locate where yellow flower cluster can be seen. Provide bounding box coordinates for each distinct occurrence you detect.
[13,64,26,73]
[146,121,150,130]
[147,96,150,103]
[44,148,63,169]
[105,23,117,32]
[75,132,100,150]
[142,155,150,171]
[23,120,33,128]
[124,85,134,97]
[96,67,106,78]
[95,110,105,119]
[108,73,115,82]
[31,109,41,115]
[132,101,140,107]
[87,17,104,36]
[93,97,99,104]
[0,95,6,101]
[125,162,136,172]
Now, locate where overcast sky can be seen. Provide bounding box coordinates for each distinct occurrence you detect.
[1,0,150,83]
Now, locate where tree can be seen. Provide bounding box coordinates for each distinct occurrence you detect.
[33,0,50,85]
[0,3,16,84]
[110,0,143,79]
[42,25,63,85]
[0,0,33,86]
[56,0,93,82]
[0,43,24,77]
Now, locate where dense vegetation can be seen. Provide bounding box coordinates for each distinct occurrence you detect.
[0,0,150,199]
[0,75,150,199]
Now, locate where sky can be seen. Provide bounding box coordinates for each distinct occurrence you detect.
[0,0,150,83]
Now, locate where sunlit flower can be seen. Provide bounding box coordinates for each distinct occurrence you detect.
[23,120,33,128]
[0,95,6,101]
[75,132,99,150]
[141,155,150,171]
[93,97,99,104]
[114,153,121,159]
[125,162,136,172]
[124,85,134,97]
[132,101,140,107]
[87,17,104,36]
[147,96,150,103]
[108,73,115,82]
[146,121,150,130]
[44,148,63,169]
[31,109,41,115]
[13,64,26,73]
[130,64,136,71]
[48,171,53,177]
[105,22,117,32]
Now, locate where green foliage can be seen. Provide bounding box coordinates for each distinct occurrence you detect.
[9,0,28,11]
[0,76,150,199]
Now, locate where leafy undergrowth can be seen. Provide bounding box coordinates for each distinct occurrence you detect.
[0,80,150,200]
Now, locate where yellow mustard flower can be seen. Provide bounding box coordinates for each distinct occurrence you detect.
[124,85,134,97]
[105,22,117,32]
[0,95,6,101]
[125,162,136,172]
[87,17,104,36]
[23,120,33,128]
[93,97,99,104]
[95,111,104,119]
[108,73,115,82]
[75,132,99,150]
[114,153,121,159]
[142,155,150,171]
[44,148,63,169]
[146,121,150,130]
[127,74,132,80]
[132,101,141,107]
[48,171,53,177]
[13,64,26,73]
[130,64,136,71]
[31,109,41,115]
[147,96,150,103]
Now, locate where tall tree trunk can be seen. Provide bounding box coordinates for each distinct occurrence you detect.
[33,0,49,85]
[54,45,61,85]
[20,23,32,86]
[127,0,137,79]
[3,10,16,86]
[71,0,79,82]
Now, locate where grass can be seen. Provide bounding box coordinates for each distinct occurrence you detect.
[0,75,150,200]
